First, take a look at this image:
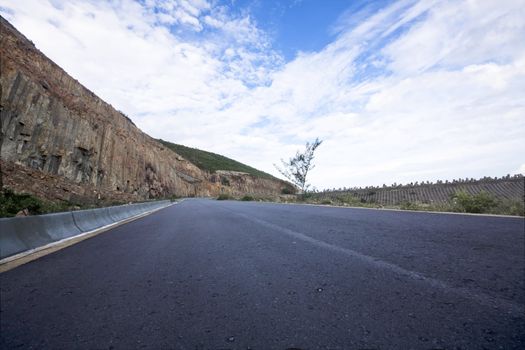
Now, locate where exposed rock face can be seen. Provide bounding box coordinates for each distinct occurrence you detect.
[0,17,290,204]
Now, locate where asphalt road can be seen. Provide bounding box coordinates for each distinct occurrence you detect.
[1,199,524,349]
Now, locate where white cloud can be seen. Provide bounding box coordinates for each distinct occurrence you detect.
[1,0,524,189]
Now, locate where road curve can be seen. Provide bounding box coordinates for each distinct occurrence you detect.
[1,199,524,349]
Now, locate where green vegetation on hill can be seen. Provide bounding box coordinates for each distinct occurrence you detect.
[158,139,278,180]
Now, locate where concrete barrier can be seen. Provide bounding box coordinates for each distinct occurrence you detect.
[38,211,82,241]
[107,205,130,222]
[127,203,143,216]
[0,211,83,258]
[0,200,171,260]
[0,227,28,259]
[72,207,114,232]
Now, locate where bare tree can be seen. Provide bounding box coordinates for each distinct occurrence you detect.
[274,138,322,193]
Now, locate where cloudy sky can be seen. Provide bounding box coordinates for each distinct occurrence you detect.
[1,0,524,189]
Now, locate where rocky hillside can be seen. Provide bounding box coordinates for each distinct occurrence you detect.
[0,17,292,205]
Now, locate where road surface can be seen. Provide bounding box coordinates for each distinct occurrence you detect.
[1,199,524,349]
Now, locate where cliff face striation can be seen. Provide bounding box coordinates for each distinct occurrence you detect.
[0,17,291,205]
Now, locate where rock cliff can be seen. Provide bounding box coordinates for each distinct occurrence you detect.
[0,17,291,205]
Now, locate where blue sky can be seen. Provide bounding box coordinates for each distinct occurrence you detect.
[1,0,524,189]
[228,0,365,60]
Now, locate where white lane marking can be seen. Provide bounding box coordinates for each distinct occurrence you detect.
[230,209,524,317]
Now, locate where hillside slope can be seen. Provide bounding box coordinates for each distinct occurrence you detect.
[314,176,524,213]
[158,140,277,180]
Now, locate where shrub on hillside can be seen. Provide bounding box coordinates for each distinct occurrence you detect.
[217,194,231,200]
[0,189,43,217]
[493,198,524,216]
[240,195,254,201]
[400,201,420,211]
[281,187,295,195]
[0,189,69,217]
[451,190,497,214]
